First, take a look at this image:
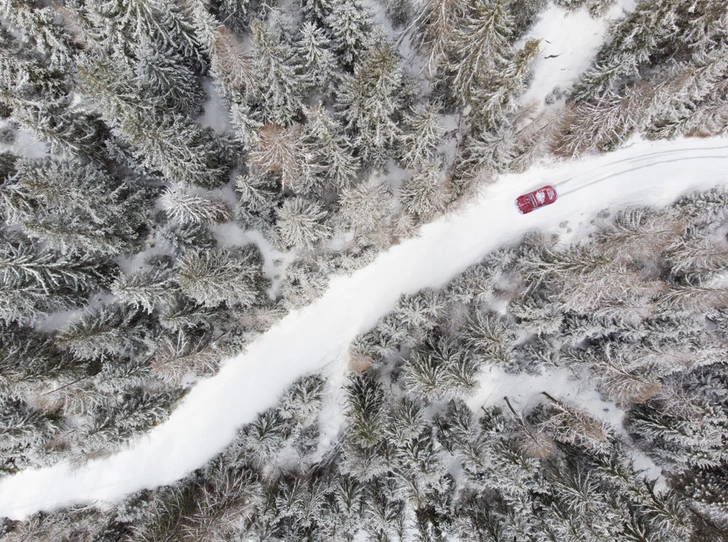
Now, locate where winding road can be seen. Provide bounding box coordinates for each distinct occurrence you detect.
[1,137,728,520]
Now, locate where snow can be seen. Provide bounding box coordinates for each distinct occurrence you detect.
[310,348,351,463]
[198,80,234,134]
[520,0,635,113]
[1,136,728,519]
[0,121,50,159]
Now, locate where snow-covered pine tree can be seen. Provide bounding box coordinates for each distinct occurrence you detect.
[212,0,251,33]
[295,22,339,94]
[207,27,257,105]
[1,158,148,255]
[160,186,233,226]
[300,0,336,25]
[133,41,206,118]
[346,373,387,448]
[80,0,205,71]
[446,0,514,112]
[78,54,232,188]
[55,303,145,362]
[323,0,373,69]
[249,123,313,194]
[398,103,445,169]
[337,180,394,242]
[0,235,106,324]
[275,197,331,250]
[250,21,305,125]
[174,246,265,308]
[235,173,279,230]
[337,42,406,165]
[304,105,359,191]
[0,395,57,475]
[398,158,450,221]
[111,266,175,315]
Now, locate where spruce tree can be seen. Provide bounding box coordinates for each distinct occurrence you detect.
[175,246,265,308]
[250,21,305,125]
[275,197,331,250]
[337,42,405,164]
[160,186,233,226]
[295,22,339,94]
[398,159,450,221]
[324,0,373,69]
[304,105,359,190]
[1,158,148,255]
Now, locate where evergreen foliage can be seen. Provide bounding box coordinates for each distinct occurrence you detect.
[3,0,728,536]
[175,246,265,308]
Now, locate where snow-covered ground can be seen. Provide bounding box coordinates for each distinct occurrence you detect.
[1,137,727,519]
[520,0,635,113]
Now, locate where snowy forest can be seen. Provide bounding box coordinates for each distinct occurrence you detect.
[1,0,728,540]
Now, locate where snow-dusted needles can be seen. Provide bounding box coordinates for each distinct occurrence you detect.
[1,137,728,519]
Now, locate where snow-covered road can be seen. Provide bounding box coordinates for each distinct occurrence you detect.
[2,137,728,519]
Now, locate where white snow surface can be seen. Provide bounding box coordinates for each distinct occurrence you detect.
[2,137,728,519]
[520,0,635,112]
[198,80,234,134]
[0,121,50,159]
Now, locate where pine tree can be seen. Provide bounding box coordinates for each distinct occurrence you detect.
[301,0,336,25]
[337,42,405,164]
[447,0,514,109]
[538,393,611,453]
[0,24,109,159]
[160,186,234,226]
[234,173,278,229]
[275,197,331,250]
[398,158,450,221]
[134,41,206,117]
[0,0,76,68]
[80,387,183,455]
[295,22,338,93]
[207,27,257,104]
[337,181,394,239]
[462,310,516,366]
[1,157,147,255]
[324,0,373,69]
[398,103,445,168]
[346,373,386,448]
[174,246,264,308]
[158,221,217,256]
[0,395,57,474]
[249,123,312,194]
[241,409,288,467]
[0,323,85,396]
[78,55,231,188]
[212,0,251,33]
[229,101,263,149]
[459,124,516,174]
[81,0,205,70]
[250,21,305,125]
[111,266,175,314]
[279,375,325,425]
[0,235,105,324]
[509,0,548,38]
[55,304,143,362]
[304,105,360,191]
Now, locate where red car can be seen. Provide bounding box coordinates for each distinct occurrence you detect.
[516,185,557,214]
